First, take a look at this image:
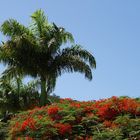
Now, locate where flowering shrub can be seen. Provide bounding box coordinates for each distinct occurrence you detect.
[8,97,140,139]
[47,105,60,115]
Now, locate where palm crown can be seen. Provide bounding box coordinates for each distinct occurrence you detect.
[0,9,96,106]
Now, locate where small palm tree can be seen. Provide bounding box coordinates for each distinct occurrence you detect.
[0,10,96,106]
[0,74,40,112]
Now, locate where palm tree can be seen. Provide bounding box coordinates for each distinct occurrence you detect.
[0,74,40,113]
[0,10,96,106]
[1,66,23,98]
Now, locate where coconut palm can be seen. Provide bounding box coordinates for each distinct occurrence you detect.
[0,10,96,106]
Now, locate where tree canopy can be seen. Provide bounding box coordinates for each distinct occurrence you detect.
[0,9,96,106]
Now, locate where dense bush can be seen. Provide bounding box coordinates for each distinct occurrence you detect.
[8,97,140,139]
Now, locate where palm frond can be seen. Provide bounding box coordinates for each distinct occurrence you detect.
[0,41,16,66]
[61,45,96,68]
[31,9,49,37]
[52,23,74,43]
[52,55,92,80]
[1,66,23,81]
[46,24,74,57]
[0,19,33,38]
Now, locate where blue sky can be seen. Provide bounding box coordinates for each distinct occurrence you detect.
[0,0,140,100]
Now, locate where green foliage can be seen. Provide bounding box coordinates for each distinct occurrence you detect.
[0,76,40,113]
[0,122,9,140]
[115,115,140,139]
[92,128,123,140]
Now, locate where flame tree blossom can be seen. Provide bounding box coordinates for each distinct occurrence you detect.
[8,97,140,139]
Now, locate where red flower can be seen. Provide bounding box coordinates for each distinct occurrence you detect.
[119,98,140,115]
[70,103,81,108]
[103,120,117,128]
[20,118,36,131]
[47,106,60,115]
[97,102,119,120]
[55,123,72,135]
[84,106,94,113]
[25,136,33,140]
[103,120,112,127]
[21,120,28,131]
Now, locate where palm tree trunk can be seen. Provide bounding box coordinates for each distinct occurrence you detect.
[40,76,47,106]
[16,76,20,98]
[16,75,21,108]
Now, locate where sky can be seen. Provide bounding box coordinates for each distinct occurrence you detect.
[0,0,140,101]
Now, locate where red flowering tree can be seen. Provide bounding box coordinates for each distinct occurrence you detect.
[8,97,140,139]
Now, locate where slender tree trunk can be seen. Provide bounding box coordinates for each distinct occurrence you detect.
[16,76,20,98]
[16,75,21,109]
[40,76,47,106]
